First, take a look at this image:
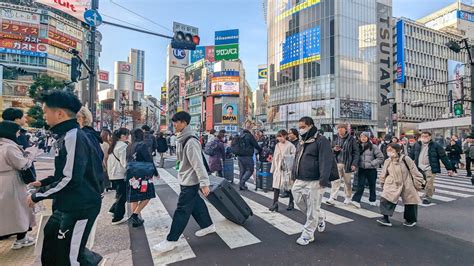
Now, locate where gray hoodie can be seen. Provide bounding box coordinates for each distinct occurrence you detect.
[176,126,210,187]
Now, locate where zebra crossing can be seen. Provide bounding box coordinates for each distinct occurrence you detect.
[141,162,473,265]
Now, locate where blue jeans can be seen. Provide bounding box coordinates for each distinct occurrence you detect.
[238,156,254,187]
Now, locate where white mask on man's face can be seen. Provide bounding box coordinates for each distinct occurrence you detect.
[299,127,310,135]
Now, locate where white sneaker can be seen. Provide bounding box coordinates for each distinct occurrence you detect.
[296,235,315,246]
[349,201,361,208]
[195,224,216,237]
[111,217,128,225]
[153,240,177,254]
[343,198,351,204]
[317,214,326,233]
[325,198,336,205]
[11,236,35,250]
[368,201,377,207]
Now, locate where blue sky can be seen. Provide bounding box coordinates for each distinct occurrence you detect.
[98,0,456,99]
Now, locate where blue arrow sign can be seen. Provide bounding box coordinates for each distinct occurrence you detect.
[84,9,103,27]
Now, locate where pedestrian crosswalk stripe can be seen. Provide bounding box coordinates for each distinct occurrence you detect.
[436,176,472,185]
[435,179,474,189]
[434,183,474,193]
[232,177,354,225]
[432,188,472,198]
[142,179,196,265]
[159,169,261,249]
[321,196,382,218]
[358,197,405,212]
[241,196,303,235]
[426,194,456,202]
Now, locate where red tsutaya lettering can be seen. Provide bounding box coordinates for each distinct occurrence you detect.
[54,0,77,12]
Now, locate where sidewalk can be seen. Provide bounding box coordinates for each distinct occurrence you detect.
[0,159,133,265]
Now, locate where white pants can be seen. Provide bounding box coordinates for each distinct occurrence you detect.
[330,163,353,200]
[292,179,325,239]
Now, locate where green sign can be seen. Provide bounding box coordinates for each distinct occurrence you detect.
[215,44,239,61]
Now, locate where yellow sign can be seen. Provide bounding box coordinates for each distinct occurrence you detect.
[222,115,237,124]
[279,55,321,71]
[277,0,321,21]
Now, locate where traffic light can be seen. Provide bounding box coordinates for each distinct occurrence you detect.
[171,31,200,50]
[454,102,463,116]
[70,57,81,82]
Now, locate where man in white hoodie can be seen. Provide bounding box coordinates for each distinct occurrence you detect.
[153,111,215,253]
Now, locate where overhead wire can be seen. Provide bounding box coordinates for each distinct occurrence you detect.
[109,0,173,33]
[101,13,150,31]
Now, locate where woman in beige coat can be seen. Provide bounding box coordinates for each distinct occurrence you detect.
[378,143,425,227]
[269,130,296,212]
[0,121,36,249]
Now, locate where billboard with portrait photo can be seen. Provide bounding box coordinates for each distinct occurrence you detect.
[222,103,238,124]
[448,60,465,101]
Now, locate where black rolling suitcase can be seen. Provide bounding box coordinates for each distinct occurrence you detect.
[207,178,253,225]
[255,162,273,192]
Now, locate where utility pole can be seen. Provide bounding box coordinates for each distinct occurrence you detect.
[387,92,395,136]
[88,0,99,122]
[470,45,474,135]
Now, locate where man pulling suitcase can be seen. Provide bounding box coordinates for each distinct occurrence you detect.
[153,111,216,254]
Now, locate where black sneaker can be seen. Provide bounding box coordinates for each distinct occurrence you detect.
[403,221,417,227]
[128,215,143,227]
[376,217,392,227]
[111,217,127,225]
[422,198,431,205]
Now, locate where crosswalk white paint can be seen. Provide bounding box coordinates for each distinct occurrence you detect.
[434,183,474,193]
[231,177,354,225]
[241,196,303,235]
[142,177,196,265]
[436,177,472,185]
[158,169,261,249]
[434,179,474,189]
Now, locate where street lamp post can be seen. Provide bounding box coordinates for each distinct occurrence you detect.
[447,39,474,135]
[387,92,395,136]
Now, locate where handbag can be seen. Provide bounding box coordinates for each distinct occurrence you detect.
[19,166,36,184]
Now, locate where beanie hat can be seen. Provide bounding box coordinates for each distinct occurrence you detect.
[337,123,348,129]
[0,121,20,143]
[360,131,371,138]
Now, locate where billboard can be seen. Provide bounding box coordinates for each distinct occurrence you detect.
[1,8,40,24]
[424,10,457,30]
[448,60,465,101]
[98,70,109,83]
[340,100,372,120]
[280,27,320,71]
[258,67,267,80]
[273,100,335,123]
[1,22,39,36]
[396,20,405,83]
[190,46,205,63]
[215,44,239,61]
[134,81,144,92]
[359,24,377,48]
[170,48,189,67]
[48,28,78,48]
[0,39,47,52]
[117,62,132,74]
[215,29,239,45]
[35,0,91,22]
[222,103,238,124]
[211,76,240,95]
[0,47,46,57]
[206,46,215,62]
[458,10,474,22]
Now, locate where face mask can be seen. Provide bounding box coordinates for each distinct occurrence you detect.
[299,127,310,135]
[387,151,397,158]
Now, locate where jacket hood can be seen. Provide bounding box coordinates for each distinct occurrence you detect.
[176,126,196,143]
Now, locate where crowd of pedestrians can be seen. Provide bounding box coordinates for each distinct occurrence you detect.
[1,89,473,262]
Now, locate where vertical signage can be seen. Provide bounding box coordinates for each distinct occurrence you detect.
[396,20,405,84]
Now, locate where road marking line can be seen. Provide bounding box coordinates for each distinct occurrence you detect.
[321,196,382,218]
[159,169,261,249]
[233,177,353,225]
[142,178,196,265]
[435,179,474,188]
[434,183,474,193]
[241,196,303,235]
[435,177,472,185]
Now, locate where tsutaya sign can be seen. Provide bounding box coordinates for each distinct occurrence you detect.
[376,0,393,129]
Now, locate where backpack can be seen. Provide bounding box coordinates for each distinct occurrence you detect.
[231,134,254,156]
[183,136,211,173]
[204,139,220,156]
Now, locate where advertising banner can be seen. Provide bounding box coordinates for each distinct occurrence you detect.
[215,44,239,61]
[214,70,239,77]
[134,81,144,92]
[35,0,91,22]
[179,73,186,97]
[1,8,40,24]
[0,47,46,57]
[215,29,239,45]
[377,2,393,130]
[258,67,267,80]
[280,27,320,70]
[205,46,215,62]
[424,10,457,29]
[190,46,205,63]
[275,100,335,123]
[170,48,189,67]
[211,81,239,95]
[2,22,38,36]
[396,20,405,83]
[117,62,132,74]
[48,28,77,48]
[448,60,465,101]
[222,103,238,124]
[277,0,321,21]
[0,32,40,43]
[340,100,372,120]
[0,39,47,52]
[458,10,474,22]
[98,70,109,83]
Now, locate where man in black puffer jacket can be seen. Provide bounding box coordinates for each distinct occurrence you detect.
[234,130,261,190]
[292,117,335,246]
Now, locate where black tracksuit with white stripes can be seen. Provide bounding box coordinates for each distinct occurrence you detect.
[32,119,103,265]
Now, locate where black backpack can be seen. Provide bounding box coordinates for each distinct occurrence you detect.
[183,136,211,173]
[231,134,254,156]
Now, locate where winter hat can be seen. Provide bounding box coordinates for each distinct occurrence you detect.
[384,134,393,142]
[0,121,20,142]
[360,132,371,139]
[337,123,348,129]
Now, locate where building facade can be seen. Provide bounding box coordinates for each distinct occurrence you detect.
[129,48,145,83]
[267,0,385,134]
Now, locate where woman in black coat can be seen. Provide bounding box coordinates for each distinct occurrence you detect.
[446,139,462,173]
[126,129,157,227]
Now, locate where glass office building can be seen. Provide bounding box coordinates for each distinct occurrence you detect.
[267,0,390,133]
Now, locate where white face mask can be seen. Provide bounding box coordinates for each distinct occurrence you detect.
[387,151,397,158]
[299,127,310,135]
